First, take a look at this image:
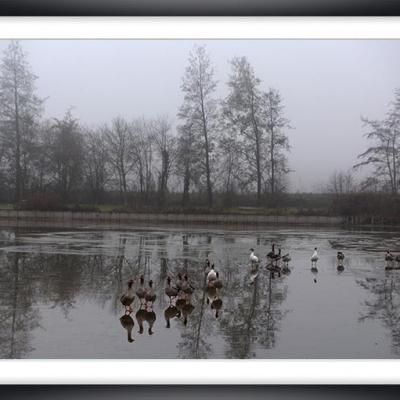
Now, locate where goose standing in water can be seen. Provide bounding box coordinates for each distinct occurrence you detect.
[385,250,394,269]
[337,251,345,271]
[165,276,178,304]
[271,248,282,268]
[249,248,259,264]
[396,254,400,269]
[281,253,291,275]
[136,275,147,305]
[207,264,217,282]
[311,248,319,268]
[120,279,135,313]
[267,244,276,264]
[282,253,291,267]
[119,314,134,342]
[145,280,156,308]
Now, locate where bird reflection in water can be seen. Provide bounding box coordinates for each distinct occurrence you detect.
[205,264,223,318]
[164,304,180,328]
[119,314,134,343]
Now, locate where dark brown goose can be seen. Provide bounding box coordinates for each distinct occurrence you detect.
[165,276,178,303]
[120,279,135,313]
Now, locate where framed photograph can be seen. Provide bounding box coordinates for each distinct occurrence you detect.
[1,16,400,385]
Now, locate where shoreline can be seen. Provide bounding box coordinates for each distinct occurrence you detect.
[0,209,344,227]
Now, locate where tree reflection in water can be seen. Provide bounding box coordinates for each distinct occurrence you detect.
[357,271,400,354]
[0,228,290,358]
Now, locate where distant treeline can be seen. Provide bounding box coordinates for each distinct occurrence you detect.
[1,41,400,221]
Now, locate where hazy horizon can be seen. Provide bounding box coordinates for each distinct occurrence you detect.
[0,39,397,192]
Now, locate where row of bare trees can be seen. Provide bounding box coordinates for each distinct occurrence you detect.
[0,41,291,209]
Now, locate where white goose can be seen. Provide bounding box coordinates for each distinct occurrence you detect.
[207,264,217,282]
[249,248,259,264]
[311,248,318,267]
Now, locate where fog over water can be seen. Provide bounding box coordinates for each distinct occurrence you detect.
[0,39,398,191]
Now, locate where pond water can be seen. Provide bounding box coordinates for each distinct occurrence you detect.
[0,224,399,359]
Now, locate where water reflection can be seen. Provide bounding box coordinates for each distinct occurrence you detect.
[0,226,399,358]
[119,314,134,342]
[358,271,400,354]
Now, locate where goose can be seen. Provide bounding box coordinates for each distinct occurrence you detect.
[311,248,318,267]
[211,297,223,318]
[120,279,135,313]
[182,274,195,299]
[164,305,180,328]
[385,250,395,270]
[213,272,223,289]
[145,280,156,307]
[267,244,276,261]
[385,250,394,262]
[337,252,345,270]
[136,275,146,305]
[119,314,135,343]
[207,264,217,282]
[182,301,195,326]
[249,248,259,264]
[272,248,282,267]
[282,253,291,266]
[144,308,156,335]
[165,276,178,303]
[135,306,147,334]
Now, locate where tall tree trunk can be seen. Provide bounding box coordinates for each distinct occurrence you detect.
[200,93,212,208]
[13,83,21,205]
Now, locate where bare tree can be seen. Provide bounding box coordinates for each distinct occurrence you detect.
[104,117,134,205]
[263,88,291,196]
[84,128,110,205]
[131,118,155,203]
[355,93,400,194]
[223,56,266,205]
[152,116,176,207]
[0,40,43,204]
[178,45,218,208]
[176,122,201,207]
[48,111,84,199]
[327,169,355,196]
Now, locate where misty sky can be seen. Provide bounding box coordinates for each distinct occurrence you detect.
[0,39,399,191]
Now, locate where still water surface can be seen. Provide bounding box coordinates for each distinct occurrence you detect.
[0,225,399,359]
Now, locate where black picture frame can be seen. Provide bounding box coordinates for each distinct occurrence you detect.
[0,0,399,16]
[1,385,400,399]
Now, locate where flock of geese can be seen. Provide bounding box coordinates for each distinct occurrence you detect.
[119,244,399,342]
[119,263,223,342]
